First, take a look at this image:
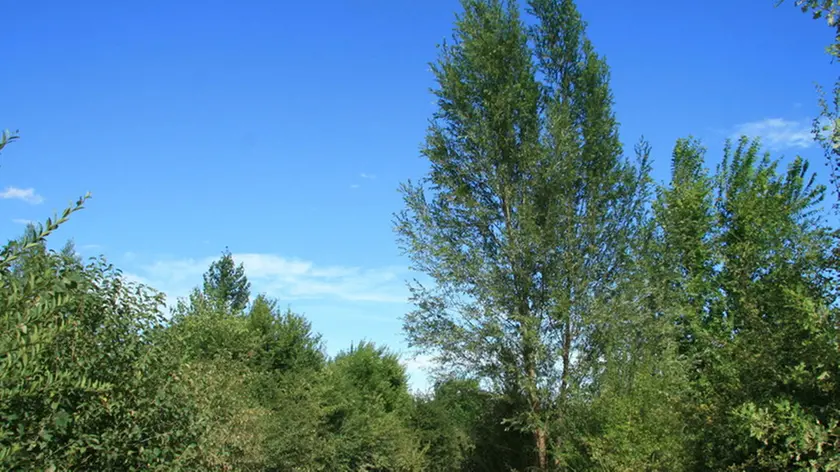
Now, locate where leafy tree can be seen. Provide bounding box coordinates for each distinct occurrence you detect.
[714,139,839,471]
[0,235,209,470]
[245,295,331,471]
[413,377,533,471]
[169,288,258,362]
[259,368,332,472]
[652,136,840,470]
[202,247,251,312]
[0,131,270,471]
[413,379,482,472]
[323,341,425,471]
[767,7,840,467]
[177,358,270,471]
[395,0,649,467]
[247,294,326,373]
[167,287,333,470]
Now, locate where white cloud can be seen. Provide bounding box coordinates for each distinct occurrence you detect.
[360,173,376,180]
[402,353,435,372]
[350,184,361,189]
[731,118,814,150]
[401,353,437,392]
[124,253,411,307]
[1,187,44,204]
[11,218,34,225]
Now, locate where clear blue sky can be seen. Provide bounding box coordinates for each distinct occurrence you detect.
[1,0,837,390]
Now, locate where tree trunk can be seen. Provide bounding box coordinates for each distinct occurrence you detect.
[561,318,571,393]
[527,359,548,471]
[535,426,548,470]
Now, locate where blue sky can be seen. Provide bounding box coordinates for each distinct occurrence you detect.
[1,0,837,390]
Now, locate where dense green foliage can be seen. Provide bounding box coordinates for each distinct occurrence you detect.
[2,0,840,470]
[395,0,652,467]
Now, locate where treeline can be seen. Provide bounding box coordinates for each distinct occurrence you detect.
[3,0,840,470]
[394,1,840,470]
[0,213,430,470]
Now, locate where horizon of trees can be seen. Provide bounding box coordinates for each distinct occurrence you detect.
[2,0,839,470]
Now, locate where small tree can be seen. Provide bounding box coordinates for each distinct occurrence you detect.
[323,342,425,471]
[247,294,326,373]
[202,247,251,313]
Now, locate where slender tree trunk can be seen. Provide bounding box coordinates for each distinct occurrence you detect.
[527,361,548,471]
[535,424,548,470]
[561,318,571,393]
[521,306,547,471]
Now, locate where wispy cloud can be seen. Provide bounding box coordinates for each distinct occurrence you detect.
[350,184,361,189]
[124,253,411,307]
[11,218,34,225]
[360,173,376,180]
[402,353,435,372]
[731,118,814,150]
[401,353,437,392]
[1,187,44,204]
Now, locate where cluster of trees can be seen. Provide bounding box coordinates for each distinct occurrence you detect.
[0,204,429,470]
[2,0,840,470]
[396,1,840,470]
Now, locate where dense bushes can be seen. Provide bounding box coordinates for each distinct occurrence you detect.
[2,131,839,472]
[2,0,840,469]
[0,222,206,470]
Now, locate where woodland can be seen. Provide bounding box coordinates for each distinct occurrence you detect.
[2,0,840,470]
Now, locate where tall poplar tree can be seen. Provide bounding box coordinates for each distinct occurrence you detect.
[395,0,649,468]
